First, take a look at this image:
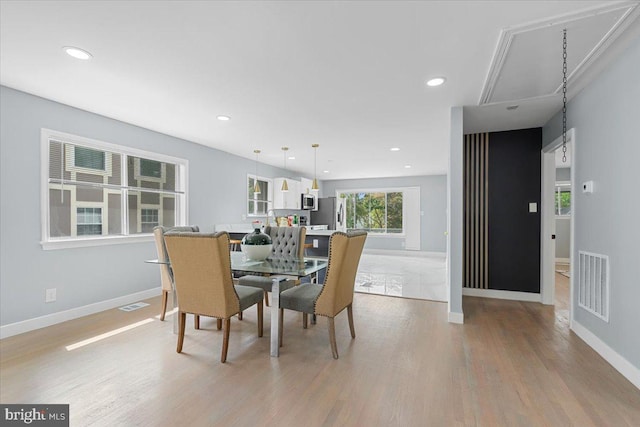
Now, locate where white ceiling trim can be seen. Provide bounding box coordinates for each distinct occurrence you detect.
[478,1,640,105]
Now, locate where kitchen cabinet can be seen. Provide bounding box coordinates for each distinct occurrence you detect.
[273,178,300,209]
[300,177,314,194]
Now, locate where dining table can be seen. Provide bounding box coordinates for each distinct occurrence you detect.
[146,252,328,357]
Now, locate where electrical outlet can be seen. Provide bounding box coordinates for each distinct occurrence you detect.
[313,239,319,248]
[45,288,56,303]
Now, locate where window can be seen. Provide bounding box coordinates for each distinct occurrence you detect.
[141,208,159,233]
[340,190,404,234]
[555,182,571,216]
[247,175,272,216]
[140,159,162,178]
[77,207,102,236]
[42,129,188,249]
[74,146,105,170]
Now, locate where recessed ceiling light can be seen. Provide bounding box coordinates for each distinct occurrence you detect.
[288,156,295,160]
[506,105,519,110]
[404,165,412,169]
[63,46,92,60]
[390,147,400,152]
[323,170,330,174]
[216,115,230,121]
[426,77,446,87]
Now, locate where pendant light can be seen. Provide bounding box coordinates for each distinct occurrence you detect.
[281,147,289,192]
[311,144,319,192]
[253,149,261,194]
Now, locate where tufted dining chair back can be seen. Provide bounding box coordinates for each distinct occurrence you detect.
[264,226,306,260]
[237,226,306,307]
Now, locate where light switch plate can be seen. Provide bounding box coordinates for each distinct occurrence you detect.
[529,202,538,213]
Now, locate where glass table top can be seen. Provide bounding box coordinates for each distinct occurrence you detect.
[230,252,327,277]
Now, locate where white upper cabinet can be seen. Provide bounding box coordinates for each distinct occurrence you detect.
[300,177,314,195]
[273,178,300,209]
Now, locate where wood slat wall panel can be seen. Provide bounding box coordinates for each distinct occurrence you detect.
[464,133,489,289]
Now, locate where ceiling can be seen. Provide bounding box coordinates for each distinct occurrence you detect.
[1,1,638,180]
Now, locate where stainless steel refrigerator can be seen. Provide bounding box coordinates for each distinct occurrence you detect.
[310,197,346,231]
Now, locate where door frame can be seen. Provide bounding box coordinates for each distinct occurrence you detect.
[540,129,575,325]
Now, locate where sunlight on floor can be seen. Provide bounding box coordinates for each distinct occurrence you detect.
[355,252,447,302]
[65,318,155,351]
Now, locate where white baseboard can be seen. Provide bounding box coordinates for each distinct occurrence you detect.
[555,257,570,264]
[448,311,464,324]
[463,288,542,303]
[571,320,640,390]
[363,249,447,258]
[0,287,161,340]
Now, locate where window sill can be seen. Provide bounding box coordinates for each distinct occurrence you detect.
[362,233,406,238]
[41,234,154,251]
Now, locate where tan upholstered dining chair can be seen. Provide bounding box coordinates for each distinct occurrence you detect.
[279,230,367,359]
[238,226,307,306]
[152,225,200,321]
[163,231,264,363]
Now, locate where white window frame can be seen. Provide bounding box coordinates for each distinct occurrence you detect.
[336,187,407,237]
[41,128,189,250]
[247,174,273,217]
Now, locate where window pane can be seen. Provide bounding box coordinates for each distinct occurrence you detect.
[128,156,173,189]
[49,185,122,238]
[368,192,386,231]
[128,191,175,234]
[342,190,403,233]
[560,190,571,215]
[247,177,270,215]
[387,192,403,233]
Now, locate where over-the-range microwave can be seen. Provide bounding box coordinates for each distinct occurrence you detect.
[301,193,317,210]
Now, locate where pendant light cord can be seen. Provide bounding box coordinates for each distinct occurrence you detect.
[562,29,568,163]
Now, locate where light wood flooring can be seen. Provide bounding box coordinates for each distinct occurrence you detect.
[1,271,639,426]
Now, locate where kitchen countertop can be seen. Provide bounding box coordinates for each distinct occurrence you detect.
[215,224,335,237]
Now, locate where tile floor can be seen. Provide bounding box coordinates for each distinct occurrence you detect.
[354,252,447,302]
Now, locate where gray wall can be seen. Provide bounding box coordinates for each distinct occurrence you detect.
[321,175,447,252]
[555,218,571,259]
[543,36,640,368]
[448,106,464,319]
[0,86,296,326]
[555,167,571,260]
[556,167,570,181]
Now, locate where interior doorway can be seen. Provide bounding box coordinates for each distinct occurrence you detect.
[540,129,575,326]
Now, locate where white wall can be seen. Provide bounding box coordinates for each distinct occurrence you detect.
[0,86,293,328]
[543,35,640,370]
[322,175,447,252]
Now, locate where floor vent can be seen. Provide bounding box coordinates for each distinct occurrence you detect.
[578,251,609,322]
[119,302,150,312]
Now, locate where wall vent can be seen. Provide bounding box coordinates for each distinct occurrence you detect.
[578,251,609,322]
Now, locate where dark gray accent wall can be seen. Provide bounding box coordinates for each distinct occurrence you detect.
[543,35,640,369]
[0,86,293,326]
[321,175,447,252]
[486,128,542,293]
